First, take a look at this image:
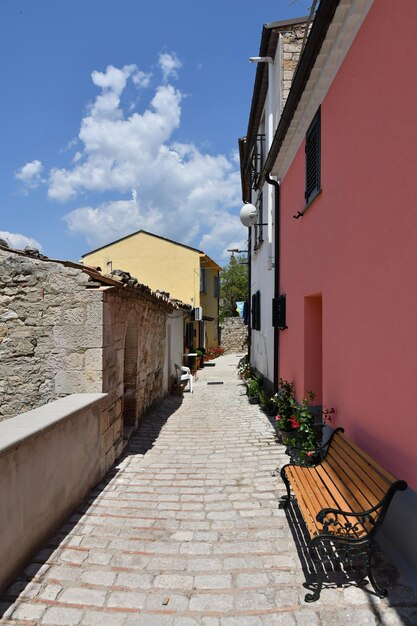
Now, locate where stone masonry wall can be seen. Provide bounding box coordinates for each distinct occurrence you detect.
[220,317,248,354]
[101,288,167,469]
[281,24,308,111]
[0,249,103,419]
[0,248,170,473]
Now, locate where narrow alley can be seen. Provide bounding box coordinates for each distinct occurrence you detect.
[1,355,416,626]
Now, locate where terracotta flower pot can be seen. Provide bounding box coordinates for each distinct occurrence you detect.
[279,429,297,444]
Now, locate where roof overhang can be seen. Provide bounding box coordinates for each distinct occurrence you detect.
[262,0,374,183]
[200,254,222,272]
[240,15,309,192]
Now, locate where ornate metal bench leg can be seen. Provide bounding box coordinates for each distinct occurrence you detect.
[366,542,387,598]
[279,466,291,508]
[305,539,324,602]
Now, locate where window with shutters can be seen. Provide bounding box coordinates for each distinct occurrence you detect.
[305,108,321,205]
[272,294,287,329]
[254,192,264,249]
[251,290,261,331]
[200,268,207,293]
[213,274,220,298]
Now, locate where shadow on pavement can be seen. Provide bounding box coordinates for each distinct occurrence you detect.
[0,394,184,616]
[282,497,417,623]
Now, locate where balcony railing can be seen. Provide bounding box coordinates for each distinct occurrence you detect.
[248,134,265,190]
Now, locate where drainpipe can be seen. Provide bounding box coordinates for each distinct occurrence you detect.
[265,173,280,393]
[247,229,252,363]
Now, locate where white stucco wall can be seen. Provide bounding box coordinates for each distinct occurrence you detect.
[164,312,186,392]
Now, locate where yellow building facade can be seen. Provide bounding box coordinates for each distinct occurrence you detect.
[82,230,221,349]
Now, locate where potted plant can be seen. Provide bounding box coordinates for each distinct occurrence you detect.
[246,377,261,404]
[286,394,335,465]
[271,379,297,443]
[286,391,317,452]
[237,355,252,379]
[195,348,205,369]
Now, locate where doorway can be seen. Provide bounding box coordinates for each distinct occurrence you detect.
[304,294,323,407]
[123,316,138,428]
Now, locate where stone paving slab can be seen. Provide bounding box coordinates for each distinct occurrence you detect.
[1,354,417,625]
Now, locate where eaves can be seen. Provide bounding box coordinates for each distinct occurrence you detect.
[261,0,374,184]
[242,16,309,177]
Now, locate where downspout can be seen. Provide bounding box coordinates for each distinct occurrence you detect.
[217,270,220,347]
[247,229,252,362]
[265,173,280,392]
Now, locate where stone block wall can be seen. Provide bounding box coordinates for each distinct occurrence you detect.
[0,247,172,473]
[101,288,167,469]
[220,317,248,354]
[0,249,104,419]
[281,24,308,110]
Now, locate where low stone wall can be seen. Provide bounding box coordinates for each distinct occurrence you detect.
[0,247,175,474]
[220,317,248,354]
[0,394,106,594]
[0,249,103,419]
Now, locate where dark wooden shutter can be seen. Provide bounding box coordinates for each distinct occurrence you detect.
[272,295,287,329]
[305,108,321,204]
[252,291,261,330]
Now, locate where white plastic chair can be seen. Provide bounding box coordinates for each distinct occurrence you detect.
[175,364,193,393]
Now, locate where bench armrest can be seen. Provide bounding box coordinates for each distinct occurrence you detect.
[316,506,378,539]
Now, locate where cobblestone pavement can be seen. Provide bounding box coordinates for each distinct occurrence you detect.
[1,354,417,625]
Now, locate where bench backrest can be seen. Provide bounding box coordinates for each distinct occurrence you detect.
[322,429,407,534]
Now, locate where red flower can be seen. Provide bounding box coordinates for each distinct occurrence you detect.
[306,451,314,457]
[276,415,281,422]
[290,416,299,429]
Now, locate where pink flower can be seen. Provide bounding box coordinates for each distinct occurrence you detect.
[306,451,314,457]
[276,415,281,422]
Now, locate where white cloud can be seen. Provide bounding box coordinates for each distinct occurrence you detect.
[91,64,137,95]
[158,52,182,82]
[19,57,245,261]
[132,70,152,88]
[0,231,43,251]
[64,195,162,246]
[15,160,44,188]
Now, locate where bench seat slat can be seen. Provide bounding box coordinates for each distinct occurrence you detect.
[335,434,397,485]
[288,464,369,539]
[318,459,378,524]
[314,464,372,538]
[329,434,395,494]
[326,440,388,504]
[324,449,382,509]
[285,465,324,536]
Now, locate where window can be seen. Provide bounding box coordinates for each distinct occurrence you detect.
[305,108,321,205]
[185,322,194,350]
[254,192,264,249]
[200,268,207,293]
[251,290,261,330]
[213,274,220,298]
[249,134,265,189]
[272,294,287,329]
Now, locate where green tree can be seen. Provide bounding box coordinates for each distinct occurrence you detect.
[220,254,248,320]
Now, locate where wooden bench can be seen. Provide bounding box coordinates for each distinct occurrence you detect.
[280,427,407,602]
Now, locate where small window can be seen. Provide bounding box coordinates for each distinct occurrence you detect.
[213,274,220,298]
[251,290,261,331]
[305,108,321,205]
[254,193,264,249]
[200,268,207,293]
[185,322,194,349]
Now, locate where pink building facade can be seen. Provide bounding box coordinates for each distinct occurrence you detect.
[241,0,417,585]
[279,0,417,489]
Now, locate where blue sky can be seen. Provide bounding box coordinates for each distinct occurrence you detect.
[0,0,308,266]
